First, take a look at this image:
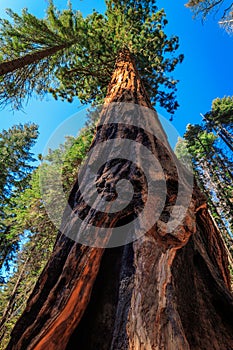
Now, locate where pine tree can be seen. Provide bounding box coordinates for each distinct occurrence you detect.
[0,123,38,273]
[204,96,233,153]
[0,122,94,347]
[178,97,233,264]
[0,1,89,109]
[176,124,233,260]
[0,0,183,114]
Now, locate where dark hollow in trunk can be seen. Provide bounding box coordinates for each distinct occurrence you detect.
[66,243,135,350]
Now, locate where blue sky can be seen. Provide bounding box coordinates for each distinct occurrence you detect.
[0,0,233,158]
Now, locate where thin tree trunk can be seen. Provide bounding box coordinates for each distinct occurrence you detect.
[0,257,29,335]
[6,49,233,350]
[219,129,233,153]
[0,225,12,270]
[195,136,233,212]
[0,44,69,76]
[196,134,233,183]
[204,113,233,153]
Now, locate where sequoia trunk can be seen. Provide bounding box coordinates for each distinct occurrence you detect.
[6,49,233,350]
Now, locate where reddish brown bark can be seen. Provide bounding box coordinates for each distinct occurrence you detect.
[6,49,233,350]
[0,44,69,76]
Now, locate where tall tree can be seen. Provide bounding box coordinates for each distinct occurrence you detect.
[176,124,233,259]
[204,96,233,153]
[182,98,233,255]
[0,123,38,272]
[0,0,183,114]
[0,1,88,109]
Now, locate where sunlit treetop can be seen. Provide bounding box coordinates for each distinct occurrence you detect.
[0,0,183,114]
[209,96,233,124]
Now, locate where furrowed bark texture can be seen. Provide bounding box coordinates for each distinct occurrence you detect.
[6,49,233,350]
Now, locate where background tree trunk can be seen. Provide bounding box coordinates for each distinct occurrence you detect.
[0,44,69,76]
[6,49,233,350]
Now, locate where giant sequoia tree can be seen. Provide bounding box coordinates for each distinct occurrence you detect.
[5,1,233,350]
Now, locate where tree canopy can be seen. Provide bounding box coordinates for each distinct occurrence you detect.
[0,0,183,114]
[0,0,88,109]
[0,123,38,273]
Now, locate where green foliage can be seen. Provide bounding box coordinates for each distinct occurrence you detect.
[185,101,233,244]
[204,96,233,155]
[210,96,233,124]
[180,115,233,257]
[53,0,184,114]
[0,122,95,346]
[9,122,94,241]
[0,1,87,109]
[0,0,183,114]
[0,1,184,341]
[184,124,218,158]
[0,123,38,198]
[61,127,95,190]
[174,137,193,171]
[0,123,39,272]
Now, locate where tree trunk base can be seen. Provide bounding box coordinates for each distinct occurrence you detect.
[65,207,233,350]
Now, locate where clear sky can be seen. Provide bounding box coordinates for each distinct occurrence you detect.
[0,0,233,158]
